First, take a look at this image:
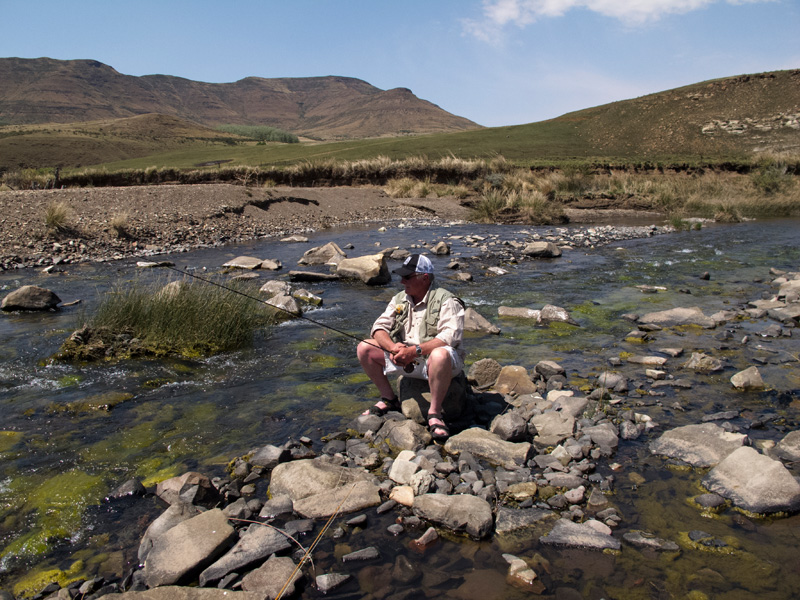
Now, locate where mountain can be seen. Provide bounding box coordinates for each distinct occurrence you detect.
[0,57,480,139]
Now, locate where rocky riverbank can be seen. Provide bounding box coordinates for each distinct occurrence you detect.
[0,184,670,271]
[15,262,800,600]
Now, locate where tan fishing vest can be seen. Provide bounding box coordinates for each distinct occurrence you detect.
[388,287,463,344]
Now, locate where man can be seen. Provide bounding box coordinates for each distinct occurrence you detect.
[357,253,465,441]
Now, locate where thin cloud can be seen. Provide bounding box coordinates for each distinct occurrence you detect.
[465,0,775,36]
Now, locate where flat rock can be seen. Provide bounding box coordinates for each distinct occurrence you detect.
[223,256,264,270]
[539,518,620,550]
[650,423,747,467]
[413,493,494,538]
[241,555,302,598]
[444,427,532,469]
[638,306,716,328]
[101,588,264,600]
[495,507,557,535]
[293,479,382,518]
[530,412,576,447]
[198,523,292,586]
[269,458,378,501]
[702,446,800,513]
[774,430,800,462]
[142,509,236,588]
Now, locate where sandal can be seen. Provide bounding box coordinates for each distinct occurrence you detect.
[427,412,450,442]
[362,396,400,417]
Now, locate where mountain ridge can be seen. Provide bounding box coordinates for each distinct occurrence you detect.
[0,57,480,139]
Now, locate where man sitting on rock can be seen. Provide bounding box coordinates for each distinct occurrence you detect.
[357,253,465,442]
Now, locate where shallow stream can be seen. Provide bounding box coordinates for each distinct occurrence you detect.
[1,217,799,598]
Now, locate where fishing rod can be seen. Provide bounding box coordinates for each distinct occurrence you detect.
[162,264,386,352]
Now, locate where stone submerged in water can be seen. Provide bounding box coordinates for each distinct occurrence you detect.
[649,423,747,468]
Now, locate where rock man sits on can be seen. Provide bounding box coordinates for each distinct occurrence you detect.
[357,253,465,441]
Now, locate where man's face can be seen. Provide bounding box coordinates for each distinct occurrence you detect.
[401,272,429,296]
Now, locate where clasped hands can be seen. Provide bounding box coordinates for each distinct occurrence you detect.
[386,342,418,367]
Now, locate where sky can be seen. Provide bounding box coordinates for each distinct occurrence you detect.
[2,0,798,127]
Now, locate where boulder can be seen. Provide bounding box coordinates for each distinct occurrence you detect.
[522,241,562,258]
[683,352,723,372]
[444,427,532,469]
[431,241,450,255]
[293,479,382,519]
[156,472,221,508]
[336,253,391,285]
[530,412,576,447]
[702,446,800,513]
[138,503,202,562]
[413,493,494,538]
[264,293,302,317]
[494,366,537,395]
[467,357,503,388]
[498,306,541,320]
[142,509,236,588]
[269,458,378,502]
[2,285,61,311]
[774,430,800,462]
[259,280,291,297]
[638,306,716,328]
[490,412,529,442]
[398,372,468,420]
[730,366,764,390]
[464,307,500,334]
[649,423,747,467]
[298,242,346,266]
[539,304,578,326]
[376,418,432,452]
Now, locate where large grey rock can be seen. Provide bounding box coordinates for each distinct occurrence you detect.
[265,292,302,316]
[730,366,764,389]
[774,430,800,462]
[539,304,578,326]
[539,518,620,550]
[142,509,236,588]
[138,503,202,562]
[638,306,716,328]
[413,493,493,538]
[464,307,500,334]
[293,479,382,518]
[490,412,528,442]
[398,373,467,420]
[582,423,619,450]
[376,418,432,452]
[467,357,503,388]
[649,423,747,467]
[522,241,562,258]
[702,446,800,513]
[241,555,302,598]
[444,427,532,469]
[530,412,576,447]
[259,280,291,297]
[336,253,391,285]
[223,256,264,270]
[298,242,346,266]
[683,352,723,372]
[248,444,289,470]
[498,306,541,320]
[155,472,221,508]
[1,285,61,311]
[494,365,537,395]
[269,458,378,501]
[101,588,264,600]
[198,523,292,586]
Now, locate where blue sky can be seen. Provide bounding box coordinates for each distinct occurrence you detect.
[2,0,798,127]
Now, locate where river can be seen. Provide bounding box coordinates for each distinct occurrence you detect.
[1,217,799,598]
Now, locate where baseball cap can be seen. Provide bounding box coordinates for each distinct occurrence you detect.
[392,254,434,277]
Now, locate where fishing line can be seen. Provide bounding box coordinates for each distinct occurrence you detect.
[161,264,385,351]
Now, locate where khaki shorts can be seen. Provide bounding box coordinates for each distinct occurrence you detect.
[383,346,464,380]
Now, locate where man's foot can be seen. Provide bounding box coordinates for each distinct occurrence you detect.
[362,396,400,417]
[427,412,450,442]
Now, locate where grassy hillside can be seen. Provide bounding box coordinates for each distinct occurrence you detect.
[1,69,798,175]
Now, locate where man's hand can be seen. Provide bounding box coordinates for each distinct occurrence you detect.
[389,343,416,366]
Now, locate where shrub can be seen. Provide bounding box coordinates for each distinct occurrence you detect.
[110,213,130,238]
[470,189,506,222]
[751,162,792,194]
[44,201,72,234]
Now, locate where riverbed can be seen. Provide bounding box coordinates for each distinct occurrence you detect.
[1,217,799,598]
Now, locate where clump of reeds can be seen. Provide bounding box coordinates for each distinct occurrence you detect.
[469,188,567,225]
[44,201,73,234]
[83,277,277,358]
[109,213,130,238]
